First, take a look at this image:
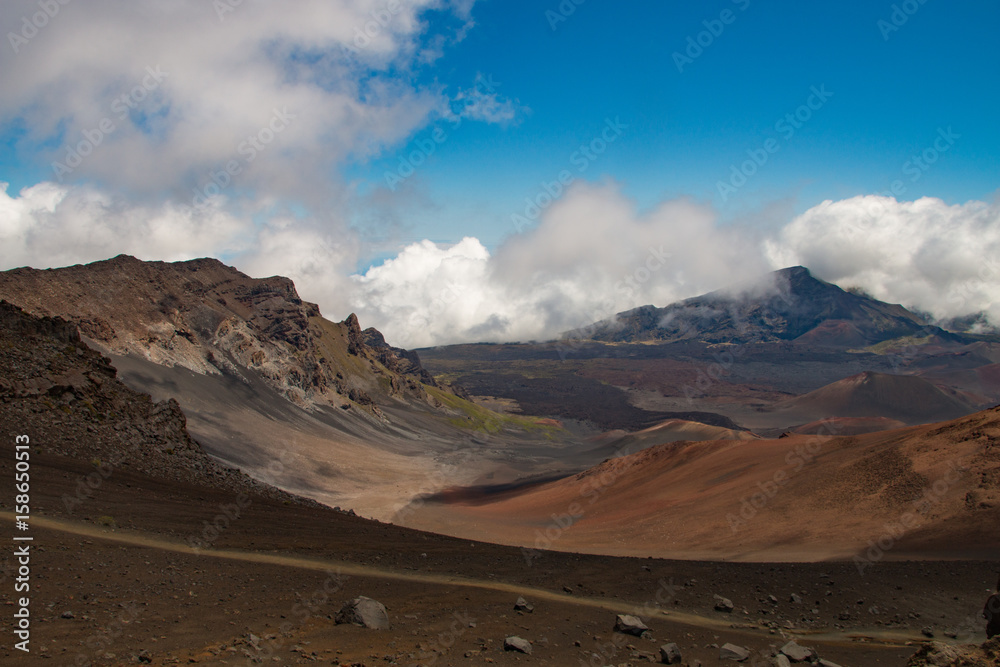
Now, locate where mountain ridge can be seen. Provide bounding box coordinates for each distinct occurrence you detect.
[0,254,439,415]
[572,265,956,347]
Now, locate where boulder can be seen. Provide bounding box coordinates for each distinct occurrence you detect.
[514,596,534,613]
[614,613,650,636]
[504,636,532,654]
[780,641,815,662]
[659,642,682,664]
[720,643,750,661]
[714,595,735,612]
[335,596,389,629]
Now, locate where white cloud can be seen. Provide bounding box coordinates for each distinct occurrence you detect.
[764,195,1000,326]
[349,189,1000,348]
[2,181,998,348]
[0,182,251,269]
[349,182,769,347]
[0,0,487,210]
[451,76,525,124]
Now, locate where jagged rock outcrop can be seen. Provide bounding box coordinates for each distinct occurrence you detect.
[362,326,438,387]
[0,255,437,413]
[0,300,315,503]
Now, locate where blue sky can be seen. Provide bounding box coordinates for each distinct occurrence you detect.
[1,0,998,346]
[349,0,999,247]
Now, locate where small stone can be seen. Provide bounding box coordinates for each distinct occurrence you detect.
[614,614,650,636]
[61,611,75,619]
[714,595,735,613]
[513,597,534,613]
[503,636,531,654]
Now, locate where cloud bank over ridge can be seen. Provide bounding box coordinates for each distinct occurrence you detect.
[5,179,996,349]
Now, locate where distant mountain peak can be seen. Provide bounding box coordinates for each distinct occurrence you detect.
[775,265,811,279]
[573,266,943,347]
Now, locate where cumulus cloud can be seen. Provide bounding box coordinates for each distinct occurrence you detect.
[0,0,490,211]
[3,180,998,348]
[348,189,1000,348]
[349,182,769,347]
[765,195,1000,327]
[0,182,251,269]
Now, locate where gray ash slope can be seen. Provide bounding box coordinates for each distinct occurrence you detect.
[0,300,315,504]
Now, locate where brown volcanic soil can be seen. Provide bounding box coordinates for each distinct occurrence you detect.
[792,417,908,436]
[0,297,998,666]
[0,259,581,519]
[766,371,976,426]
[1,450,997,667]
[405,408,1000,563]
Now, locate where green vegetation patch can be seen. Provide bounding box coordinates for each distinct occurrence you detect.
[425,386,559,436]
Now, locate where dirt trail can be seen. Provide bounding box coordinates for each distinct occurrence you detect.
[5,512,926,648]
